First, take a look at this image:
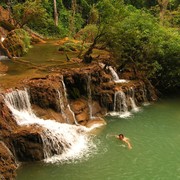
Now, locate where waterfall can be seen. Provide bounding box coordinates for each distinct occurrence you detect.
[61,78,79,125]
[108,66,129,83]
[141,83,150,106]
[57,90,69,124]
[58,78,79,125]
[87,74,93,119]
[128,87,139,112]
[109,66,119,81]
[4,88,33,115]
[4,89,96,163]
[110,90,131,118]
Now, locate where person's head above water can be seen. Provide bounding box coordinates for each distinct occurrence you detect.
[118,134,124,139]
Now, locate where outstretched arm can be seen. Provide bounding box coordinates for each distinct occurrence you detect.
[123,138,132,149]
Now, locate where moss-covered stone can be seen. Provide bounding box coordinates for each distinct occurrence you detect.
[2,29,31,57]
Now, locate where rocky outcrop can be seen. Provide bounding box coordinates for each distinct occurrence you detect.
[0,62,158,179]
[12,126,44,162]
[27,76,61,111]
[24,63,157,125]
[2,29,30,58]
[0,141,17,180]
[0,96,18,138]
[0,96,19,179]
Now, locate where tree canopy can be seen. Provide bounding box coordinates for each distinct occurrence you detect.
[0,0,179,92]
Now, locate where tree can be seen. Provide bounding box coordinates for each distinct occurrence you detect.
[69,0,77,36]
[53,0,58,26]
[12,0,47,28]
[157,0,169,24]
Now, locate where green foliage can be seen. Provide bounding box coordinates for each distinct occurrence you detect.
[75,24,98,42]
[28,18,64,37]
[97,2,180,89]
[154,28,180,88]
[58,40,88,52]
[1,0,178,90]
[74,12,84,33]
[88,5,99,24]
[166,6,180,28]
[12,0,47,27]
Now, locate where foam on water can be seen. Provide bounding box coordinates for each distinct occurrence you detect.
[4,89,97,164]
[109,111,131,118]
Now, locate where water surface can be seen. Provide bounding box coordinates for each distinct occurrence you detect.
[17,98,180,180]
[0,41,80,89]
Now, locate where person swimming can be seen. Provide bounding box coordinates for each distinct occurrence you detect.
[116,134,132,149]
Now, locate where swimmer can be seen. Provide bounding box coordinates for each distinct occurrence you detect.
[116,134,132,149]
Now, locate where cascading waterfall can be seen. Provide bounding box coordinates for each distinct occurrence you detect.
[128,87,139,112]
[108,66,129,83]
[61,78,79,125]
[4,89,96,163]
[57,90,69,124]
[87,74,94,119]
[110,90,131,118]
[109,66,119,81]
[58,78,79,125]
[141,83,150,106]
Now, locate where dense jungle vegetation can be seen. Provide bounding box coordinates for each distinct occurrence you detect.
[0,0,180,93]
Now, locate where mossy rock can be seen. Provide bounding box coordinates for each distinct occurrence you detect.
[2,29,31,57]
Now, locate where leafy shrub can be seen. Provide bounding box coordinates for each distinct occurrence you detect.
[75,24,98,43]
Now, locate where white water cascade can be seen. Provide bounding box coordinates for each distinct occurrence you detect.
[58,78,79,125]
[4,89,96,163]
[141,82,150,106]
[110,90,131,118]
[57,90,69,123]
[109,66,129,83]
[128,87,139,112]
[87,74,94,119]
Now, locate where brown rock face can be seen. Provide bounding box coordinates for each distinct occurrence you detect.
[0,62,158,179]
[12,126,44,162]
[0,141,17,180]
[28,76,61,111]
[0,96,18,138]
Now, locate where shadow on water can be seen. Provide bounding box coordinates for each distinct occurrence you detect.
[17,98,180,180]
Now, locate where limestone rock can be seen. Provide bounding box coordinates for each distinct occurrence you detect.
[0,141,17,180]
[11,126,44,162]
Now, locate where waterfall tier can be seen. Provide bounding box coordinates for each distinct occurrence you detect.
[4,89,96,163]
[110,90,131,118]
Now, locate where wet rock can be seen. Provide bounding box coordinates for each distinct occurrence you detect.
[11,126,44,162]
[0,141,17,180]
[0,96,18,137]
[27,77,61,111]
